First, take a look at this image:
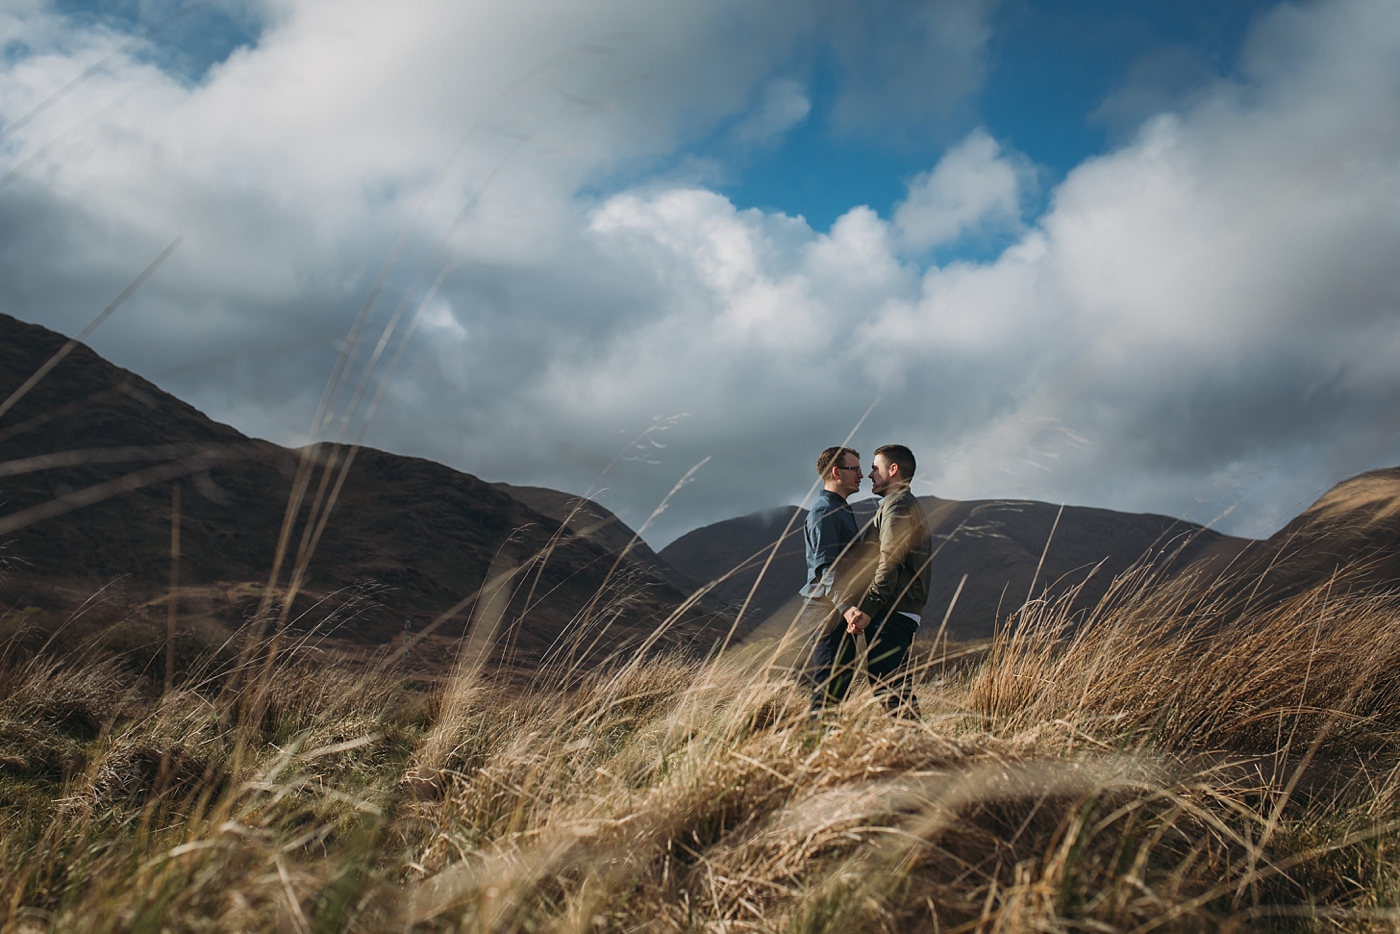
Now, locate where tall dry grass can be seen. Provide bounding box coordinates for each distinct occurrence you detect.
[4,562,1400,932]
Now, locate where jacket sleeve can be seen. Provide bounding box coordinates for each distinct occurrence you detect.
[858,497,916,622]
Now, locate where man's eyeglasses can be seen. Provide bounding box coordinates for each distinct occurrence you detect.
[836,465,862,473]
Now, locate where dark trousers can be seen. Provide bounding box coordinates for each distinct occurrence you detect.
[810,609,919,715]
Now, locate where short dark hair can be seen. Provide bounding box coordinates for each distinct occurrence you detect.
[873,443,916,478]
[816,446,858,480]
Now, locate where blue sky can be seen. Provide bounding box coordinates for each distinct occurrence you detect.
[44,0,1270,233]
[48,0,261,83]
[720,0,1270,236]
[2,0,1398,546]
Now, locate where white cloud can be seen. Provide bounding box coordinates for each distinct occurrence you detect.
[421,298,466,341]
[731,78,810,146]
[892,127,1031,252]
[1,0,1398,548]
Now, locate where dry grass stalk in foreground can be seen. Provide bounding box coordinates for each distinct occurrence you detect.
[4,573,1400,931]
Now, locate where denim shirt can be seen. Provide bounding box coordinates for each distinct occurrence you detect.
[800,489,861,607]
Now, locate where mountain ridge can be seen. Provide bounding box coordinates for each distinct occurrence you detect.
[0,313,729,668]
[5,310,1396,660]
[660,495,1254,640]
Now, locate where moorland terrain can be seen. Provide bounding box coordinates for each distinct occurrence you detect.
[661,475,1400,641]
[10,309,1390,660]
[0,312,729,673]
[3,310,1400,931]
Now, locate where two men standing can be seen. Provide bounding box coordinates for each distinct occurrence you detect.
[801,444,931,717]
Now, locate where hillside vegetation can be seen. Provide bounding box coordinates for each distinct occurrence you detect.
[0,311,729,661]
[658,499,1250,639]
[4,559,1400,933]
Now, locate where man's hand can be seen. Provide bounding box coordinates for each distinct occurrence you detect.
[844,606,870,634]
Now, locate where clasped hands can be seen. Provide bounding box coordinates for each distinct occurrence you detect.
[843,606,871,634]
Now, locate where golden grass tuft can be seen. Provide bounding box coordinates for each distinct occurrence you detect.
[1305,472,1400,527]
[4,566,1400,931]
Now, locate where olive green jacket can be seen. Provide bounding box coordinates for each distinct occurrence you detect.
[857,486,932,626]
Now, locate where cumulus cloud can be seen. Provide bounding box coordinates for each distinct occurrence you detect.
[892,127,1031,252]
[1,0,1397,548]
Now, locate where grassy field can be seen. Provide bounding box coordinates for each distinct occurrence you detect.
[3,565,1400,933]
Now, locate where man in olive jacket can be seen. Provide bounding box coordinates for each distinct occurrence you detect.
[843,444,931,717]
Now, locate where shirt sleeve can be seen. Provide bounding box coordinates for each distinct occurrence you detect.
[813,507,849,571]
[803,501,856,607]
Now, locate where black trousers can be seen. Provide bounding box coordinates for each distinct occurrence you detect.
[809,608,919,714]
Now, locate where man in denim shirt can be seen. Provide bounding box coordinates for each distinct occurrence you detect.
[801,446,866,711]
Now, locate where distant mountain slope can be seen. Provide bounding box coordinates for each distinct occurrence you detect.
[1219,467,1400,608]
[491,483,702,598]
[661,495,1252,640]
[0,313,727,665]
[659,507,807,618]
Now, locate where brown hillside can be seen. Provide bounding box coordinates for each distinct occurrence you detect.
[660,496,1252,640]
[491,483,702,599]
[0,313,728,668]
[1214,467,1400,609]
